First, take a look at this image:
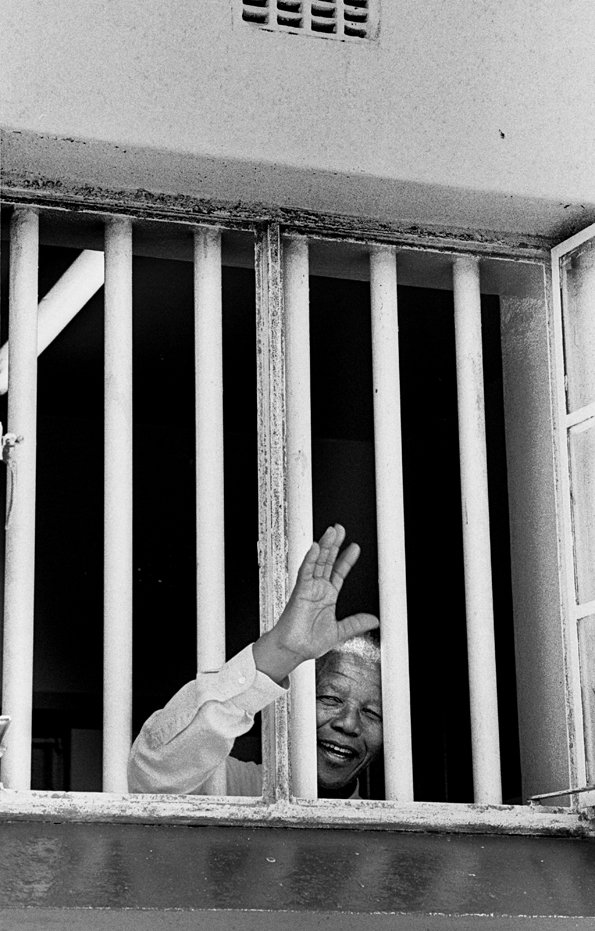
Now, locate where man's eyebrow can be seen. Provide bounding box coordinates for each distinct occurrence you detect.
[317,672,352,686]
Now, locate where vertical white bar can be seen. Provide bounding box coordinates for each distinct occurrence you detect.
[194,228,226,795]
[103,217,133,793]
[256,224,290,803]
[1,208,39,789]
[284,236,317,799]
[453,255,502,805]
[370,246,414,802]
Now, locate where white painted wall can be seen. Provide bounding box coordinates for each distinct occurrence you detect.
[1,0,594,207]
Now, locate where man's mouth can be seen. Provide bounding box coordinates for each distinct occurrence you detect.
[318,740,358,763]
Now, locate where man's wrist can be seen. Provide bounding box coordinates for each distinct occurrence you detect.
[252,629,307,684]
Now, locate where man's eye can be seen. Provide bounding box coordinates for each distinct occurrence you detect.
[364,708,383,723]
[317,695,341,705]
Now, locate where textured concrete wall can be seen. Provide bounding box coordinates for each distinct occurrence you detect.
[1,0,594,205]
[1,820,595,926]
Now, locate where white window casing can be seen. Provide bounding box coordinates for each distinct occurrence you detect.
[551,222,595,809]
[0,199,593,839]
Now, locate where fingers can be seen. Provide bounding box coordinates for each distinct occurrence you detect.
[337,612,380,642]
[321,523,346,580]
[313,524,339,579]
[314,527,335,579]
[296,525,341,584]
[314,523,345,580]
[297,541,320,583]
[330,541,360,593]
[298,524,356,588]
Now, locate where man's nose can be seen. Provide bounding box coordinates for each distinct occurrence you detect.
[332,704,361,736]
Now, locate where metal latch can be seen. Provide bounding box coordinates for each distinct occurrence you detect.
[528,784,595,805]
[0,423,23,529]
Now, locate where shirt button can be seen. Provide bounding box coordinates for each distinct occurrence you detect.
[238,675,246,685]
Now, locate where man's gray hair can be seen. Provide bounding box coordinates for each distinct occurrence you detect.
[330,634,381,666]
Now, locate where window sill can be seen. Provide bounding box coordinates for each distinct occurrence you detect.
[0,789,592,838]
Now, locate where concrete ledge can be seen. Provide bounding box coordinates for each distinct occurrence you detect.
[0,821,594,924]
[2,129,594,242]
[2,909,595,930]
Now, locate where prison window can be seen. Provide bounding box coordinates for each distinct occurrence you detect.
[0,202,593,836]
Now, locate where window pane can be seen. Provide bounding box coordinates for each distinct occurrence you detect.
[578,615,595,783]
[560,239,595,413]
[568,421,595,604]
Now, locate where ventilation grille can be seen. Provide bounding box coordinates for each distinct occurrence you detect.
[241,0,376,41]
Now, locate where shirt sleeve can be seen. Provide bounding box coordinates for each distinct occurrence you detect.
[127,643,287,795]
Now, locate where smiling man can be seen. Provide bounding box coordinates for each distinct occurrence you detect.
[128,525,382,798]
[314,637,382,797]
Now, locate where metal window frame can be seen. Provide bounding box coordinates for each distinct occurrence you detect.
[550,222,595,813]
[0,191,592,837]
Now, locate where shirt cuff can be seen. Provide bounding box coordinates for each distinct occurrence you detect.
[197,643,287,716]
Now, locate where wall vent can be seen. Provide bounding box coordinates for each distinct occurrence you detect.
[241,0,377,41]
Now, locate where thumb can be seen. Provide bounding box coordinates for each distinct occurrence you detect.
[337,612,379,643]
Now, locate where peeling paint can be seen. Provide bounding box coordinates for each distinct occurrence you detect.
[0,789,592,839]
[0,177,555,258]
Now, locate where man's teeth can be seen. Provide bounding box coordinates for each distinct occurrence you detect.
[320,741,355,759]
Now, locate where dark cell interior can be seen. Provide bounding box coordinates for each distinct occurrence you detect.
[0,239,520,802]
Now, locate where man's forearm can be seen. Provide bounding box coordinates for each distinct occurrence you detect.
[128,644,286,794]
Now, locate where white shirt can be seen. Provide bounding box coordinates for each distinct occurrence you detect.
[128,644,286,796]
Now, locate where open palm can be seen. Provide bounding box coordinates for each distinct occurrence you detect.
[276,524,379,661]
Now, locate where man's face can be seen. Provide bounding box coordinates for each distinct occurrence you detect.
[315,651,383,794]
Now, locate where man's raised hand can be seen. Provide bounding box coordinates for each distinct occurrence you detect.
[253,525,379,684]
